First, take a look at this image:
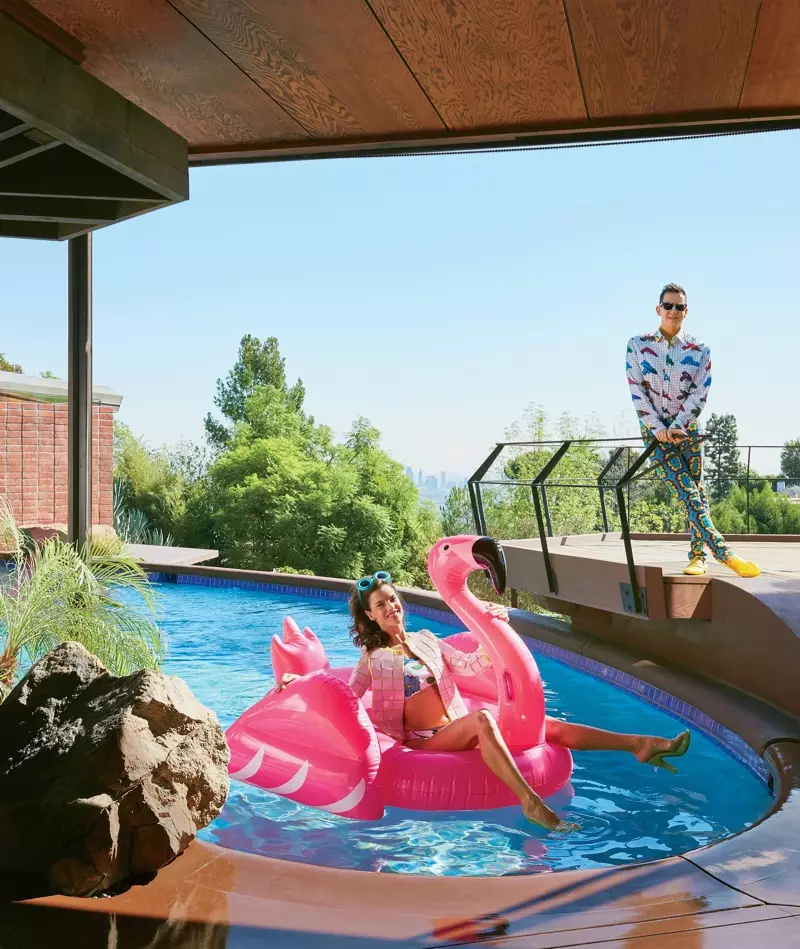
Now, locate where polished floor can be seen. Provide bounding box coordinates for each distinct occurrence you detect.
[2,742,799,948]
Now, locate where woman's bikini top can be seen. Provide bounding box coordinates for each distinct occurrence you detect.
[402,655,436,699]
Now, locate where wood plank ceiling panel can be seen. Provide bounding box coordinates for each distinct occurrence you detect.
[564,0,761,118]
[740,0,800,110]
[25,0,308,147]
[168,0,444,139]
[366,0,586,129]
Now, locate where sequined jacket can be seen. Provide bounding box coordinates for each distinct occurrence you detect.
[347,629,491,742]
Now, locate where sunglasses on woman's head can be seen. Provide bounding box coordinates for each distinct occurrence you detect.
[660,302,686,311]
[356,570,392,606]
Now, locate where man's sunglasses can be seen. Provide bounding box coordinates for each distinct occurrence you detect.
[660,302,687,311]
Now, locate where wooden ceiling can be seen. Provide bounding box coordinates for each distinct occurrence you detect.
[15,0,800,163]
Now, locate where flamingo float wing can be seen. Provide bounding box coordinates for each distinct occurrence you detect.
[226,670,384,820]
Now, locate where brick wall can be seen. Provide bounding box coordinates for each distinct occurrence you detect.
[0,400,115,528]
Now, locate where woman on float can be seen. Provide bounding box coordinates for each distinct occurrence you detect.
[279,572,690,830]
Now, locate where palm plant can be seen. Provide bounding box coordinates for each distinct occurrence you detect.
[0,497,165,700]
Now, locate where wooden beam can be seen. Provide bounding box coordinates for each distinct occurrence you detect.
[0,133,58,169]
[0,0,85,64]
[0,13,188,202]
[0,195,120,222]
[0,107,28,140]
[0,146,168,201]
[0,218,60,238]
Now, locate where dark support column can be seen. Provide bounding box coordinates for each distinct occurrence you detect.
[68,234,92,548]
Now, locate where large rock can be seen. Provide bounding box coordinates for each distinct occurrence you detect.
[0,642,229,897]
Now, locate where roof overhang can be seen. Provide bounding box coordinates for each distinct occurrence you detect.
[10,0,800,170]
[0,11,188,241]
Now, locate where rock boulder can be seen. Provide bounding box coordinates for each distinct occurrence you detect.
[0,642,229,896]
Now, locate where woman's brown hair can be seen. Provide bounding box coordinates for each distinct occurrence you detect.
[349,580,404,652]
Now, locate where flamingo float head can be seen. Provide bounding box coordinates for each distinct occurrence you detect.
[428,535,507,604]
[271,616,329,682]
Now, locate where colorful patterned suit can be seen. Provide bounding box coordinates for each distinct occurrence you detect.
[627,329,730,564]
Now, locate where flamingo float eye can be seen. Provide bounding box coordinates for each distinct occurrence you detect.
[443,544,450,551]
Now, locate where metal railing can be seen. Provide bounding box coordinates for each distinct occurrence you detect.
[468,438,792,616]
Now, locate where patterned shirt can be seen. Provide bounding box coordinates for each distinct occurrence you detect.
[626,329,712,435]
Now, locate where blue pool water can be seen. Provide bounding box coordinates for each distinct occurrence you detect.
[152,582,772,877]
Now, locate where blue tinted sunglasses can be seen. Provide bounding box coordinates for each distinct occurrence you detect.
[356,570,392,606]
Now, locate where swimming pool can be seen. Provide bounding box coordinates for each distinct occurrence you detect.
[153,580,772,877]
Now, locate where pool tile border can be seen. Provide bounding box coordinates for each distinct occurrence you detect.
[148,572,769,784]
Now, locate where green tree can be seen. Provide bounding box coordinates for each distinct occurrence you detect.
[0,353,22,373]
[206,390,438,585]
[114,423,188,538]
[781,439,800,483]
[441,485,474,536]
[704,413,741,500]
[712,482,800,535]
[204,335,307,451]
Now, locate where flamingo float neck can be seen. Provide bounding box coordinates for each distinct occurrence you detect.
[428,536,546,749]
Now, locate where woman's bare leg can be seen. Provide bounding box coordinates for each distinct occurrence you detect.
[545,717,687,762]
[406,711,570,830]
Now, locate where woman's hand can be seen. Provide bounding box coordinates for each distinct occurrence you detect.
[483,601,509,622]
[276,672,301,692]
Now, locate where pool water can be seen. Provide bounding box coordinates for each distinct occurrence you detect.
[152,582,771,877]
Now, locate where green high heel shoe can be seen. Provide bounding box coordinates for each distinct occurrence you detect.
[645,730,691,774]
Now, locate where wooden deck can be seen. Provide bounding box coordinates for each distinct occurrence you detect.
[125,544,217,566]
[502,534,800,621]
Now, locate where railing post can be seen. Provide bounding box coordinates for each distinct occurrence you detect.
[541,484,553,537]
[531,484,558,595]
[616,484,642,614]
[597,446,625,533]
[746,446,752,533]
[467,443,506,536]
[474,483,487,536]
[613,438,660,616]
[530,441,572,595]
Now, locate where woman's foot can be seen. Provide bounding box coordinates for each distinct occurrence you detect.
[522,795,579,832]
[632,731,691,773]
[725,555,761,578]
[683,556,707,576]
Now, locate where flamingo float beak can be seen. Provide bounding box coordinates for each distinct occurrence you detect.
[472,536,507,594]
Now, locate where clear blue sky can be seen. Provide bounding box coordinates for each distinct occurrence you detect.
[2,130,797,477]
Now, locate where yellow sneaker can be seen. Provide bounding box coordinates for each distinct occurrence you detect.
[725,555,761,578]
[683,557,707,576]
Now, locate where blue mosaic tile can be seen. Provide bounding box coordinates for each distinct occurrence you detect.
[522,632,768,784]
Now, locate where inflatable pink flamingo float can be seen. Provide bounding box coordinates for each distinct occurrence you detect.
[225,536,573,818]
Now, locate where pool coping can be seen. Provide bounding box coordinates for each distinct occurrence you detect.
[5,563,800,946]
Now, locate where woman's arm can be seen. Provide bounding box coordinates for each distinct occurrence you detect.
[438,637,492,675]
[347,650,371,698]
[437,602,509,674]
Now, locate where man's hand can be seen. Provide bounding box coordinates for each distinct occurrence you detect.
[654,429,672,443]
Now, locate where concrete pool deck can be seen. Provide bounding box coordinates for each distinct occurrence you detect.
[2,560,800,947]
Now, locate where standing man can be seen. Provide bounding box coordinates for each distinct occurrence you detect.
[626,282,759,578]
